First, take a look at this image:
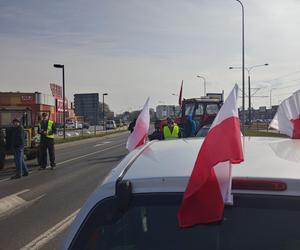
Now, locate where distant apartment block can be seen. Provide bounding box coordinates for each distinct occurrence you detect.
[74,93,99,125]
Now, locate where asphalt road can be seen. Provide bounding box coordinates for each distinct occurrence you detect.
[0,131,129,250]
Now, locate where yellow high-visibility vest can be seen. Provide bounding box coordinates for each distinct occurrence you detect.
[163,124,179,140]
[39,120,55,139]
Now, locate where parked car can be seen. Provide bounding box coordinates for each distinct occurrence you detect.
[65,122,75,129]
[106,120,116,130]
[83,123,90,129]
[66,121,83,129]
[62,137,300,250]
[115,119,124,127]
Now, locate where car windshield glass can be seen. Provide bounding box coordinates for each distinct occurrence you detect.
[71,194,300,250]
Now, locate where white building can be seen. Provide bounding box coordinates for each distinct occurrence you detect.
[156,105,180,119]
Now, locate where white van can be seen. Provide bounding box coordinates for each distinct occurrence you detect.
[105,120,116,130]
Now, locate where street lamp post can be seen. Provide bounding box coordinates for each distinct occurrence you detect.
[269,87,277,108]
[53,64,65,139]
[235,0,245,134]
[102,93,108,131]
[196,75,206,96]
[229,63,269,124]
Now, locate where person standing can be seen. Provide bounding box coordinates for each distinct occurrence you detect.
[163,117,179,140]
[11,119,29,179]
[128,119,136,133]
[184,114,197,137]
[38,113,56,170]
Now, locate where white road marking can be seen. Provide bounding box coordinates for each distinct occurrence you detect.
[0,177,10,183]
[93,141,112,147]
[0,189,29,218]
[57,143,124,166]
[21,209,80,250]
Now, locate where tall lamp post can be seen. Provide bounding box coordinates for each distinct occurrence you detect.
[53,64,65,139]
[229,63,268,124]
[235,0,245,134]
[196,75,206,96]
[269,87,277,108]
[102,93,108,130]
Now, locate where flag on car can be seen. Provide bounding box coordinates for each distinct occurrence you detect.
[179,80,183,106]
[178,84,244,227]
[269,89,300,139]
[126,97,150,152]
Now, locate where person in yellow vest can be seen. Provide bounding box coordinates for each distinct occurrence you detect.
[163,117,180,140]
[38,113,56,170]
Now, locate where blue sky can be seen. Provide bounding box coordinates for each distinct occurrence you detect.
[0,0,300,113]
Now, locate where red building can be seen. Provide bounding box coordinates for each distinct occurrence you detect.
[0,92,69,125]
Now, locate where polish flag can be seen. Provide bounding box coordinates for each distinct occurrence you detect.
[126,97,150,152]
[270,90,300,139]
[179,80,183,106]
[178,84,244,227]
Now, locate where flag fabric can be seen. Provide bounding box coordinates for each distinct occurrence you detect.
[126,97,150,152]
[177,84,244,227]
[179,80,183,106]
[270,90,300,139]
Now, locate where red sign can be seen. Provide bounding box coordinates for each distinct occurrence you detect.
[56,98,68,112]
[50,83,62,99]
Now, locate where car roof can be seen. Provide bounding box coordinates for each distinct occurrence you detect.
[99,136,300,196]
[123,137,300,180]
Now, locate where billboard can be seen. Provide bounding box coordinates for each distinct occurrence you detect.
[206,93,223,101]
[50,83,62,99]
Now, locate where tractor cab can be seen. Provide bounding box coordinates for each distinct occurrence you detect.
[156,93,223,138]
[181,96,223,132]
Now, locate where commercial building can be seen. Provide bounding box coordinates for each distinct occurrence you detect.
[74,93,99,125]
[0,92,62,126]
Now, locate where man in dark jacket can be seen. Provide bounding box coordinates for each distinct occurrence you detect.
[11,118,29,179]
[38,112,56,170]
[128,119,136,133]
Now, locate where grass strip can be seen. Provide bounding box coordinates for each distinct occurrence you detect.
[244,129,288,138]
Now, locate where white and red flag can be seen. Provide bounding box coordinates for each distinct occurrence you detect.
[179,80,183,106]
[178,84,244,227]
[270,90,300,139]
[126,97,150,152]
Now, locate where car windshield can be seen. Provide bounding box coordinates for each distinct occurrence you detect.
[70,193,300,250]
